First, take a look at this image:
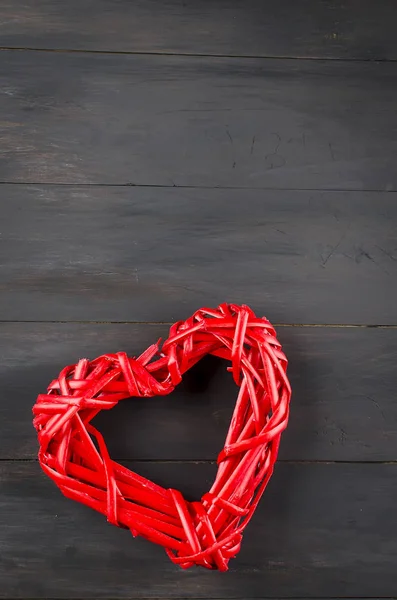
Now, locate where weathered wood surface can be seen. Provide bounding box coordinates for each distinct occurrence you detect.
[1,322,396,461]
[1,462,396,598]
[1,52,396,189]
[1,0,397,597]
[1,0,397,60]
[1,186,396,325]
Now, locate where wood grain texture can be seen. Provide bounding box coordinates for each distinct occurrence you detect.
[1,462,396,598]
[1,186,396,325]
[1,0,397,60]
[1,52,396,189]
[2,322,396,461]
[1,1,396,597]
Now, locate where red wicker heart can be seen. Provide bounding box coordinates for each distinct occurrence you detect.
[33,303,291,571]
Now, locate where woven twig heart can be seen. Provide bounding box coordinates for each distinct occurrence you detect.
[33,303,291,571]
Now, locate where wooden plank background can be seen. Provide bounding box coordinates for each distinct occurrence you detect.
[0,1,396,598]
[1,52,396,190]
[1,0,397,60]
[1,186,396,324]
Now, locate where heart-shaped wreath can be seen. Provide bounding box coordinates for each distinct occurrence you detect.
[33,303,291,571]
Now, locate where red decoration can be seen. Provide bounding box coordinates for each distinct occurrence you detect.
[33,303,291,571]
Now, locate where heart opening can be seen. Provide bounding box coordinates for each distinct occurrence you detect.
[92,354,232,500]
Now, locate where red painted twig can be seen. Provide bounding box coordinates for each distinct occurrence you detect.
[33,303,291,571]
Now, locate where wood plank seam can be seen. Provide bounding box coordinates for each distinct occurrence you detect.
[2,46,397,63]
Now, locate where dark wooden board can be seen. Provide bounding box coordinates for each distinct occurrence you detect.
[1,0,397,60]
[1,2,396,599]
[1,462,396,598]
[1,186,397,325]
[2,322,396,461]
[1,52,396,189]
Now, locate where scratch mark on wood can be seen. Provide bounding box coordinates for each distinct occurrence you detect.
[265,132,286,170]
[272,132,281,152]
[339,426,347,446]
[321,232,345,267]
[356,248,390,275]
[366,395,386,420]
[250,135,256,155]
[376,245,396,262]
[226,126,236,169]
